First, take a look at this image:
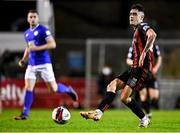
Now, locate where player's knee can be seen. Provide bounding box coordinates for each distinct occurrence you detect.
[140,95,147,102]
[24,86,33,91]
[107,79,117,93]
[47,82,58,92]
[120,95,130,104]
[46,85,57,92]
[51,86,57,92]
[120,96,126,103]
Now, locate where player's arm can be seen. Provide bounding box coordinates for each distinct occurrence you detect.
[29,36,56,51]
[19,47,29,67]
[152,55,162,75]
[139,28,157,67]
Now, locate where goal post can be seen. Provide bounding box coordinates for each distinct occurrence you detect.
[84,39,131,108]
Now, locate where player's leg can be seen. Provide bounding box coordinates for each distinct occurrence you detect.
[123,68,150,127]
[0,74,2,113]
[0,88,2,113]
[148,74,160,109]
[42,64,78,102]
[15,65,36,120]
[80,69,131,120]
[149,88,159,109]
[121,85,145,119]
[139,88,151,116]
[80,78,125,120]
[15,79,36,120]
[0,99,2,113]
[120,85,150,128]
[45,81,78,101]
[57,83,78,102]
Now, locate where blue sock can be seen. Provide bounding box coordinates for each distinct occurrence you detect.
[57,83,72,93]
[22,90,33,117]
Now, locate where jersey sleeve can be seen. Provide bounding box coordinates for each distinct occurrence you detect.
[41,26,52,40]
[138,23,151,35]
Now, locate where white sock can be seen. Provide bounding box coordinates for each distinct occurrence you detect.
[142,115,148,120]
[95,109,103,116]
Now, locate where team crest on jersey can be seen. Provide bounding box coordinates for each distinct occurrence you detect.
[46,30,51,36]
[143,25,150,31]
[34,31,38,36]
[25,33,29,37]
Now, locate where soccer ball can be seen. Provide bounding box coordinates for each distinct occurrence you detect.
[52,106,71,124]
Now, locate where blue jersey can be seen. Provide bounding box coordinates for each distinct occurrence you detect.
[24,24,52,66]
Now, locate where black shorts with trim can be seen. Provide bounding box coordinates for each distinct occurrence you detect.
[116,67,149,91]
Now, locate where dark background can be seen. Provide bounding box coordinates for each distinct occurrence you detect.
[0,0,180,38]
[0,0,180,78]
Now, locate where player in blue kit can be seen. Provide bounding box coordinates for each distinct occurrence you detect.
[14,9,78,120]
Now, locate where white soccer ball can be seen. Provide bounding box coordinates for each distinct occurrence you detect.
[52,106,71,124]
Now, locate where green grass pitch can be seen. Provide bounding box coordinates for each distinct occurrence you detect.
[0,109,180,132]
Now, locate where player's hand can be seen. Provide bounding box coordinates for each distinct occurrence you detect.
[152,67,157,75]
[139,52,146,67]
[18,59,25,67]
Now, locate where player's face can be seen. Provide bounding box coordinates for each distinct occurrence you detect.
[27,12,39,27]
[129,9,144,26]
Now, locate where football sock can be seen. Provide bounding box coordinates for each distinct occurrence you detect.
[57,83,73,93]
[95,109,103,116]
[141,101,150,114]
[98,92,116,112]
[151,99,159,109]
[57,83,77,101]
[125,99,145,119]
[22,90,33,117]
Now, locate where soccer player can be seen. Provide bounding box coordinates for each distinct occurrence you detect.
[0,91,2,113]
[80,4,157,128]
[97,65,115,98]
[14,9,78,120]
[140,44,162,118]
[126,44,162,118]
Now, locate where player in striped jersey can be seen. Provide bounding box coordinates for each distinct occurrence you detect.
[126,44,162,119]
[80,4,157,128]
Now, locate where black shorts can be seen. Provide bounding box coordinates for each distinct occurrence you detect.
[116,67,149,91]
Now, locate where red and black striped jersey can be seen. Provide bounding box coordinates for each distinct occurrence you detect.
[131,22,154,71]
[127,44,161,64]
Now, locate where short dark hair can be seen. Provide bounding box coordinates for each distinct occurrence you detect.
[28,9,39,14]
[131,4,145,13]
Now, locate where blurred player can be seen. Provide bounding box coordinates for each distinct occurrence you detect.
[0,59,3,113]
[126,44,162,118]
[80,4,157,128]
[97,65,114,98]
[14,9,78,120]
[0,87,1,113]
